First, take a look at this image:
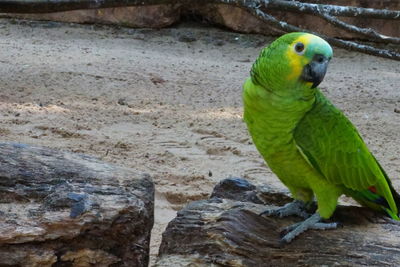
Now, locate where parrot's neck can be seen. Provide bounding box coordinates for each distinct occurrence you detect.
[243,78,315,148]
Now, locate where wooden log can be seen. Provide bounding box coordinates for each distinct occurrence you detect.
[156,178,400,266]
[0,142,154,267]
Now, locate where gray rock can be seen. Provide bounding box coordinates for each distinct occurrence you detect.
[0,142,154,267]
[156,178,400,266]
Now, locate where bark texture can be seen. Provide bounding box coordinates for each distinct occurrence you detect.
[0,142,154,267]
[156,178,400,266]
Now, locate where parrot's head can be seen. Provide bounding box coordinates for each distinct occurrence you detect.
[251,32,333,96]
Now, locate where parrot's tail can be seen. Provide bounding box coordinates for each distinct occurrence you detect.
[385,181,400,220]
[347,177,400,221]
[376,160,400,220]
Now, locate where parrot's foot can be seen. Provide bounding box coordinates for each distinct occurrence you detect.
[259,200,311,219]
[280,213,339,243]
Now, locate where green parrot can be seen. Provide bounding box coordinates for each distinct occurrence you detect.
[243,32,400,243]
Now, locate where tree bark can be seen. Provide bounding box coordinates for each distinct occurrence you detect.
[0,142,154,267]
[156,178,400,266]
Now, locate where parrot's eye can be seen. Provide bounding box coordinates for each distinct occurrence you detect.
[294,42,305,55]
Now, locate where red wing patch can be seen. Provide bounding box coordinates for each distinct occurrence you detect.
[368,186,377,194]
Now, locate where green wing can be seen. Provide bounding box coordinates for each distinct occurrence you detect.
[294,90,398,215]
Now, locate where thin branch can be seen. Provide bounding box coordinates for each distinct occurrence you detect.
[316,12,400,45]
[326,38,400,60]
[264,0,400,20]
[248,6,400,60]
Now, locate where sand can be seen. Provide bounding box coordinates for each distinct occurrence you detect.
[0,19,399,265]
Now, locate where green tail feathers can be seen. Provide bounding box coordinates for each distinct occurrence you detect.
[386,208,400,221]
[385,185,400,220]
[350,157,400,220]
[346,184,400,220]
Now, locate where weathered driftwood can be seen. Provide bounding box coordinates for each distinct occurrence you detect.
[0,142,154,267]
[156,178,400,266]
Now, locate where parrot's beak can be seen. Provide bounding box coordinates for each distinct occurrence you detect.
[300,54,330,88]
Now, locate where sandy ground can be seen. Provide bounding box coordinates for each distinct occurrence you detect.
[0,19,399,265]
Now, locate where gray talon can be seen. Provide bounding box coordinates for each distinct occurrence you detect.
[280,221,302,235]
[280,213,339,243]
[312,222,339,230]
[260,200,311,219]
